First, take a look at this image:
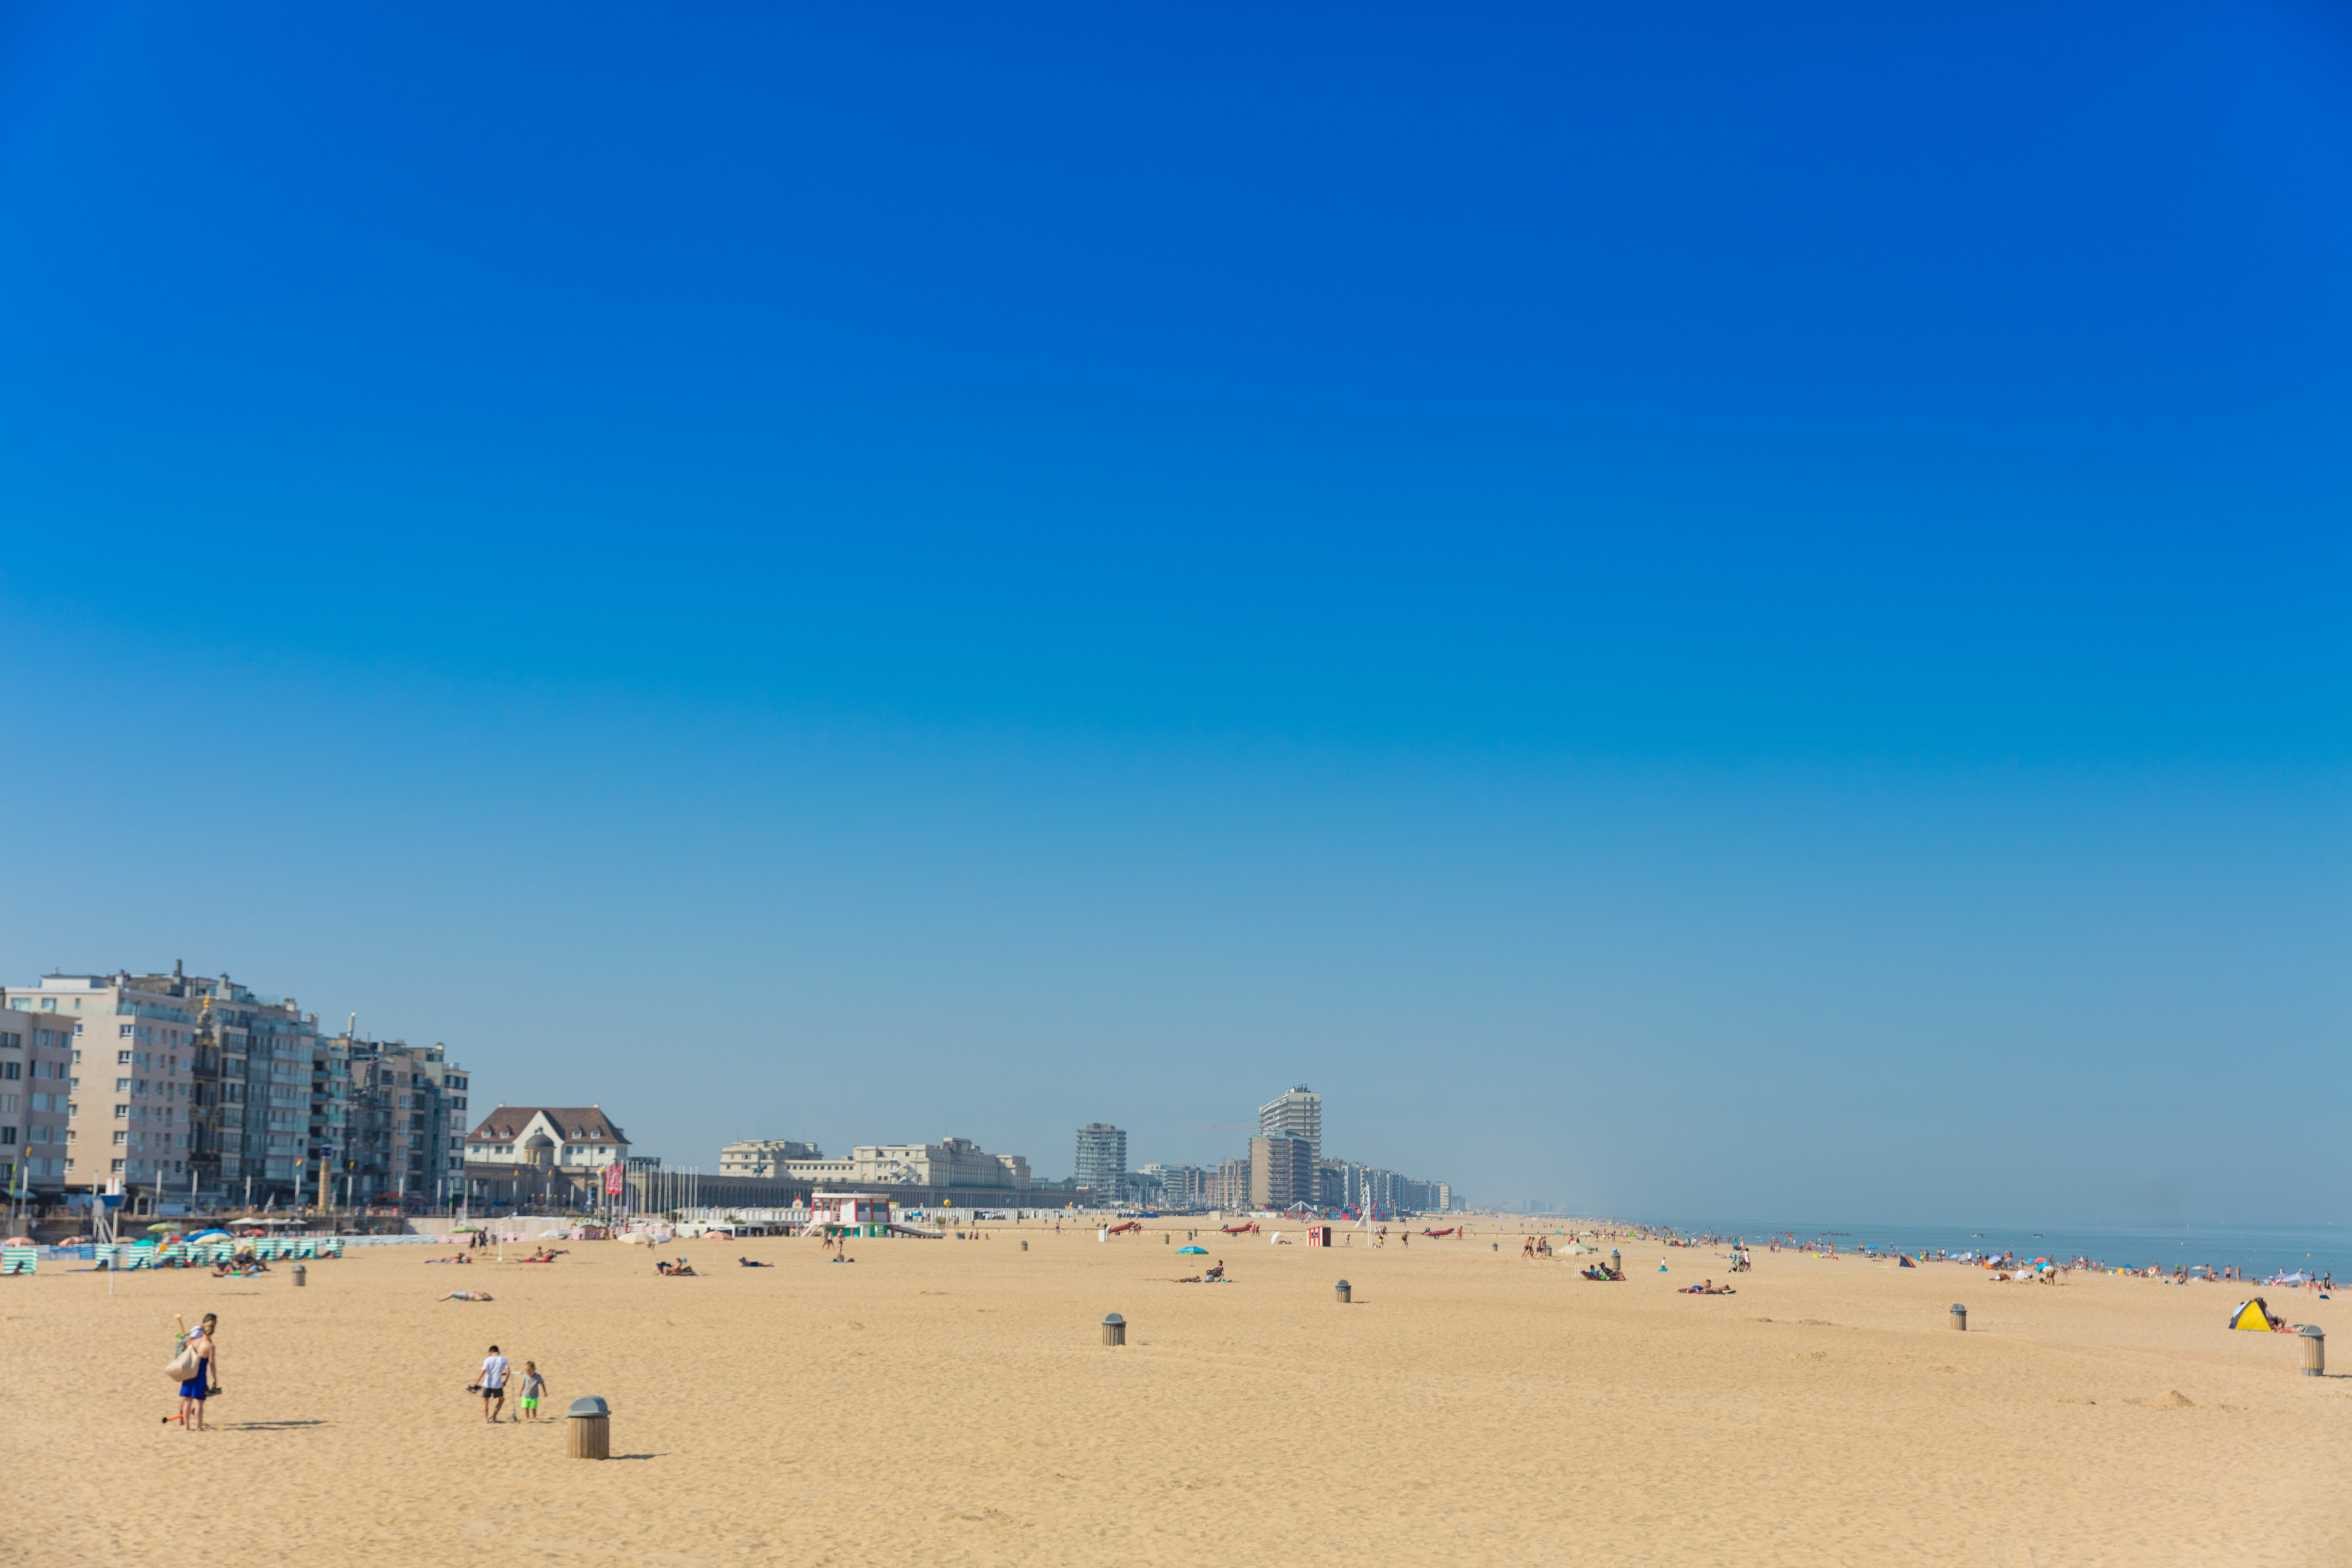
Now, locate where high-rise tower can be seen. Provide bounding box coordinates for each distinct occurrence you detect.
[1257,1084,1321,1161]
[1074,1122,1127,1201]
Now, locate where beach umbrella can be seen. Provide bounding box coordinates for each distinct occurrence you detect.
[146,1222,183,1233]
[1178,1245,1208,1254]
[186,1229,232,1242]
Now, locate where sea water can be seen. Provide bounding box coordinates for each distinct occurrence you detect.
[1643,1218,2348,1282]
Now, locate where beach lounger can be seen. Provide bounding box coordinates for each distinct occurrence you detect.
[1,1246,35,1276]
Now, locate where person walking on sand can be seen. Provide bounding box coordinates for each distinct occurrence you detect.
[517,1361,549,1422]
[477,1345,510,1423]
[173,1313,220,1430]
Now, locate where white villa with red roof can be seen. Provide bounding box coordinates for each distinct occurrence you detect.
[462,1105,629,1208]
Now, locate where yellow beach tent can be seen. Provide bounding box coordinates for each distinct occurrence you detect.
[2228,1298,2277,1332]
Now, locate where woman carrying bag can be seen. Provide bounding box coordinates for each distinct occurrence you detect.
[167,1313,220,1431]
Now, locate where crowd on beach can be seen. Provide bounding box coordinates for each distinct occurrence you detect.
[1636,1226,2337,1293]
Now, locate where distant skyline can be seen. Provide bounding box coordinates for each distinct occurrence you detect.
[2,5,2347,1223]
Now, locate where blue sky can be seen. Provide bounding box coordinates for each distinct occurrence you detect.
[2,4,2346,1221]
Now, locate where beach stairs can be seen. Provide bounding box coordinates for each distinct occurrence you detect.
[887,1224,946,1239]
[1,1246,34,1276]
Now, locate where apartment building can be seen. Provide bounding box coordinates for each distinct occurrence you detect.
[1325,1159,1454,1215]
[1,971,215,1195]
[163,968,323,1198]
[316,1025,472,1204]
[1257,1085,1322,1161]
[1209,1154,1252,1209]
[0,1005,78,1193]
[719,1138,823,1177]
[761,1136,1030,1191]
[0,966,491,1206]
[1249,1134,1317,1209]
[1074,1123,1126,1199]
[1139,1162,1208,1209]
[1318,1158,1349,1210]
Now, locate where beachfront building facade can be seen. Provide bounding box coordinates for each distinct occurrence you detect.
[169,968,323,1202]
[318,1027,472,1206]
[1138,1162,1208,1209]
[1257,1085,1322,1162]
[1250,1134,1318,1209]
[720,1138,822,1177]
[1074,1123,1126,1199]
[760,1136,1031,1192]
[670,1136,1037,1212]
[465,1105,629,1208]
[1,970,216,1199]
[1,964,482,1209]
[1209,1154,1252,1209]
[0,1004,78,1196]
[1322,1159,1456,1215]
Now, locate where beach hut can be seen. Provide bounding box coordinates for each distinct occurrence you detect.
[2229,1298,2280,1332]
[809,1193,893,1237]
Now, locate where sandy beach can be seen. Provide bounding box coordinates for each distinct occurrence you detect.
[11,1221,2346,1566]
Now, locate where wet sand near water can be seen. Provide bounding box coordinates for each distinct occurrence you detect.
[8,1221,2346,1566]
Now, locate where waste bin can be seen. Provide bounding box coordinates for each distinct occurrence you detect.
[567,1395,610,1459]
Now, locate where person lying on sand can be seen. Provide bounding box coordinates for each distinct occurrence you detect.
[739,1256,774,1267]
[437,1291,495,1301]
[1677,1279,1736,1295]
[656,1258,697,1276]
